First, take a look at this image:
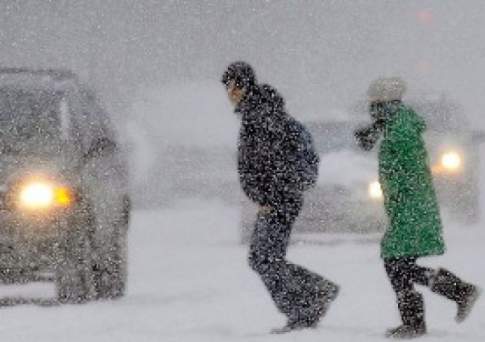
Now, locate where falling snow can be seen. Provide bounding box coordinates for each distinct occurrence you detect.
[0,1,485,341]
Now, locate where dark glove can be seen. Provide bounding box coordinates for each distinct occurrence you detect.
[354,125,379,151]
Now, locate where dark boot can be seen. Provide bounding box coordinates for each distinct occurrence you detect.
[295,279,340,328]
[430,268,481,323]
[315,279,340,321]
[271,280,340,334]
[270,318,317,334]
[386,291,426,339]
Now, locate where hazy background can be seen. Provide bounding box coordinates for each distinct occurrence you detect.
[1,1,485,119]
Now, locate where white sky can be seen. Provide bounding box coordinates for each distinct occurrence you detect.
[1,1,484,129]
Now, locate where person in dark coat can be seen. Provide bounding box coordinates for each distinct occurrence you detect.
[355,77,481,339]
[222,61,339,333]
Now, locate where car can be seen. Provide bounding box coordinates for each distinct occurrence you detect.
[0,68,130,303]
[240,105,485,243]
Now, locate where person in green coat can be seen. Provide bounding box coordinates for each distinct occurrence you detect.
[355,77,481,339]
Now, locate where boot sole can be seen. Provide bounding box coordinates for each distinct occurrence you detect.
[323,283,340,307]
[316,283,340,321]
[270,323,317,335]
[456,286,481,323]
[274,282,341,334]
[385,329,426,339]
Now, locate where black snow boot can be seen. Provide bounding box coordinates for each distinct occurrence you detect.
[315,279,340,321]
[270,318,317,334]
[271,280,340,334]
[386,291,426,339]
[430,268,481,323]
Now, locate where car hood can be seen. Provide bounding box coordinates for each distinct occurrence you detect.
[317,150,377,188]
[0,151,79,186]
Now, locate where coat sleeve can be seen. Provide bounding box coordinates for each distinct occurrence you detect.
[238,154,272,206]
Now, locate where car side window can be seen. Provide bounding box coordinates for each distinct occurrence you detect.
[58,92,83,150]
[80,90,116,157]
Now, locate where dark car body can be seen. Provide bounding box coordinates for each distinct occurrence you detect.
[0,68,130,302]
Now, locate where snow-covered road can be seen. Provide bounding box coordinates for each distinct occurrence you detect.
[0,199,484,341]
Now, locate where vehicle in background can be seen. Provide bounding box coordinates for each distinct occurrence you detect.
[240,100,485,243]
[0,68,130,303]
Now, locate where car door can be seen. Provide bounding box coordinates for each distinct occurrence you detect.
[74,90,129,247]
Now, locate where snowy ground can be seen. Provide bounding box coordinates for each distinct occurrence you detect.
[0,199,484,342]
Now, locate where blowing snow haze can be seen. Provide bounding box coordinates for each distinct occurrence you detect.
[1,3,485,340]
[2,1,485,118]
[1,0,485,204]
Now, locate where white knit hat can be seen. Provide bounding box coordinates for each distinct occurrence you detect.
[367,77,407,102]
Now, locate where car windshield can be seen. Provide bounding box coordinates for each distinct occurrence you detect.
[0,88,65,153]
[307,121,361,154]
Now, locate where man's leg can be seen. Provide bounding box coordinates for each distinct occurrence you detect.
[280,197,339,326]
[249,197,338,330]
[274,197,339,327]
[384,258,427,338]
[248,204,293,318]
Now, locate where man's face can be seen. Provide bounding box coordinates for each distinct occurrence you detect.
[227,80,245,106]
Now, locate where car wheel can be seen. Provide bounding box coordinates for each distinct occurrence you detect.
[55,204,96,304]
[93,196,130,299]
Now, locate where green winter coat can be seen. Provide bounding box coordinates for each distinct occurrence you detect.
[379,105,445,259]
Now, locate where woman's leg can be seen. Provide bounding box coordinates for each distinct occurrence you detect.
[400,258,480,323]
[384,258,426,338]
[404,258,435,287]
[429,268,480,323]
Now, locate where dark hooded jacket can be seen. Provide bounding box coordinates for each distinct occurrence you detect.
[236,84,311,207]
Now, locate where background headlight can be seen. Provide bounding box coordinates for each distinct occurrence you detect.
[368,181,383,200]
[17,180,73,211]
[441,151,462,172]
[19,182,55,210]
[54,187,73,207]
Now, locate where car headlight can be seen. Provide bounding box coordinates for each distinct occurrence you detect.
[440,151,462,172]
[17,180,73,211]
[368,181,383,200]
